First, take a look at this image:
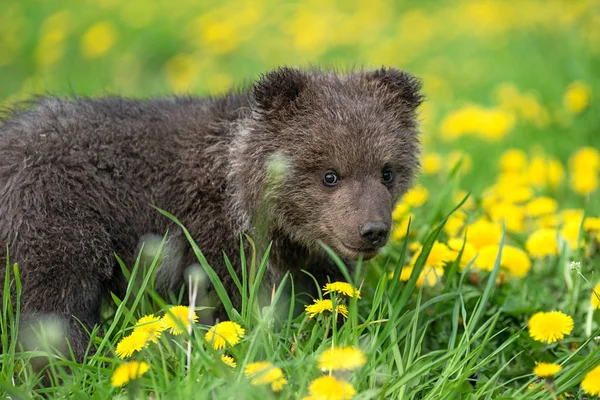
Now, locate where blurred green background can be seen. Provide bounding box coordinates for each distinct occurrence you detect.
[0,0,598,195]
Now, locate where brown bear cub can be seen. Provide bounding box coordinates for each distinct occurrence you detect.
[0,66,423,361]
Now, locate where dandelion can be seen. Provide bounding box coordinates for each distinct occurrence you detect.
[444,210,467,238]
[221,355,237,368]
[447,238,478,269]
[111,361,150,387]
[403,185,429,207]
[317,346,366,371]
[322,282,361,298]
[422,153,442,175]
[525,229,559,258]
[581,364,600,396]
[245,361,287,392]
[81,21,117,58]
[528,311,574,344]
[133,314,166,344]
[161,305,199,335]
[525,197,558,217]
[591,283,600,310]
[476,244,531,278]
[205,321,245,350]
[465,219,502,250]
[570,147,600,171]
[499,148,528,172]
[301,375,356,400]
[409,241,454,268]
[115,331,149,359]
[563,81,591,114]
[305,299,349,319]
[570,169,599,196]
[392,203,409,221]
[391,213,414,241]
[533,362,562,378]
[584,217,600,232]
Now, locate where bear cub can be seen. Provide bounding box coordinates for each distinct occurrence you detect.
[0,66,423,361]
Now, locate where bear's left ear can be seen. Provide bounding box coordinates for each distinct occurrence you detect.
[365,67,424,111]
[251,67,308,114]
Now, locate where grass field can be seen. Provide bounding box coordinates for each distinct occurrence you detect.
[1,0,600,398]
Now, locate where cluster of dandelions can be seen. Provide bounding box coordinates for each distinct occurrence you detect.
[525,308,600,396]
[111,305,199,386]
[304,282,361,320]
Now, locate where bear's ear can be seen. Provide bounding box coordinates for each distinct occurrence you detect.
[365,67,424,111]
[252,67,308,113]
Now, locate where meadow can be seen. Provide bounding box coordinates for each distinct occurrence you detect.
[1,0,600,398]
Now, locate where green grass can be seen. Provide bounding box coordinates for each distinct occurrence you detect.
[1,0,600,398]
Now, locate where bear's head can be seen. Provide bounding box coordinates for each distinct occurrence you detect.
[230,66,423,262]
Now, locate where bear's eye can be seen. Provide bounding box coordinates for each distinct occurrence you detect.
[382,169,394,184]
[323,171,340,187]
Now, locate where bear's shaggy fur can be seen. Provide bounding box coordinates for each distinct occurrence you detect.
[0,66,423,361]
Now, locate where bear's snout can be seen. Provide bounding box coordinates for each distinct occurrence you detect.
[358,221,389,248]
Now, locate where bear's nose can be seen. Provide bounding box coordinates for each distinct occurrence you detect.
[359,221,389,247]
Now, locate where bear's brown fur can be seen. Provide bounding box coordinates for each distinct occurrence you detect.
[0,66,423,361]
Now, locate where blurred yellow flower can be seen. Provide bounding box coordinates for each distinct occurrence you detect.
[305,299,348,319]
[525,197,558,217]
[526,228,559,258]
[422,152,442,175]
[205,321,245,350]
[570,147,600,171]
[133,314,166,344]
[533,362,561,379]
[563,81,591,114]
[221,355,237,368]
[560,220,584,250]
[444,210,467,238]
[499,149,527,172]
[392,203,409,221]
[440,105,515,142]
[475,244,531,278]
[301,375,355,400]
[410,241,454,268]
[115,331,149,359]
[161,305,199,335]
[397,265,444,288]
[528,311,574,344]
[245,361,287,392]
[404,185,429,207]
[447,237,478,270]
[322,282,361,299]
[81,21,117,58]
[487,201,525,233]
[111,361,150,387]
[317,346,366,371]
[391,213,414,242]
[591,283,600,310]
[35,11,70,66]
[584,217,600,232]
[570,169,599,196]
[447,151,473,174]
[581,364,600,396]
[465,219,502,250]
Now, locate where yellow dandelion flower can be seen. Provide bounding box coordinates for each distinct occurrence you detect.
[391,213,414,241]
[392,203,409,221]
[591,283,600,310]
[528,311,574,344]
[447,238,479,270]
[581,364,600,396]
[570,169,599,196]
[403,185,429,208]
[465,219,502,250]
[133,314,166,344]
[487,201,525,233]
[444,210,467,238]
[323,282,361,299]
[560,220,584,250]
[533,362,562,379]
[111,361,150,387]
[317,346,366,371]
[305,299,349,319]
[563,81,591,114]
[448,150,473,173]
[302,375,356,400]
[422,153,442,175]
[81,21,117,59]
[525,197,558,217]
[409,241,454,268]
[245,361,287,392]
[406,265,444,288]
[570,147,600,171]
[584,217,600,232]
[205,321,245,350]
[499,149,528,173]
[115,331,149,359]
[161,305,199,335]
[221,355,237,368]
[525,229,559,258]
[476,244,531,278]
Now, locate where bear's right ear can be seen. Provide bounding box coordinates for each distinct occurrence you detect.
[252,67,308,113]
[365,67,424,112]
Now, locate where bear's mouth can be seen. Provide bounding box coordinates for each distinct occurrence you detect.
[341,242,381,260]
